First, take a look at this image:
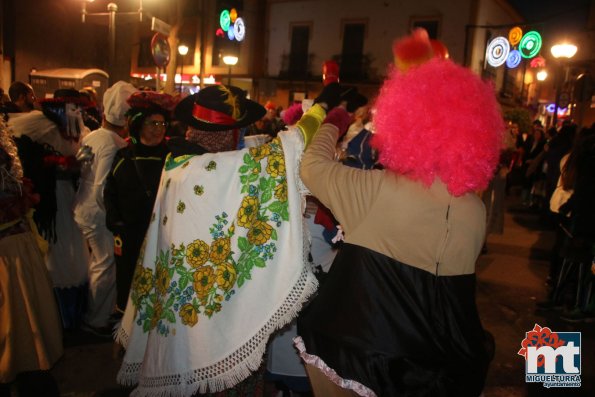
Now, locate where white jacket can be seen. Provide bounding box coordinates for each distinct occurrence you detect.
[74,127,128,227]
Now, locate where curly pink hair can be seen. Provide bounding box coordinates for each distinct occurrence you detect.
[371,58,504,196]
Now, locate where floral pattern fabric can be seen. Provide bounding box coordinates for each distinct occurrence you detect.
[117,129,317,397]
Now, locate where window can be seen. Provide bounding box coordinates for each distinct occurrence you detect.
[341,22,366,80]
[410,17,440,39]
[288,24,310,78]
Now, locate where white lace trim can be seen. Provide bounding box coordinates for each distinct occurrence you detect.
[117,266,318,396]
[293,336,377,397]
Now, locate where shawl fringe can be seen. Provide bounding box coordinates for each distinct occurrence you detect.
[118,268,317,396]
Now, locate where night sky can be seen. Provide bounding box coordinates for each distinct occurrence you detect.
[508,0,590,34]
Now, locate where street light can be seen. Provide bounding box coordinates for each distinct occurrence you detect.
[551,42,577,128]
[178,44,189,93]
[536,70,547,82]
[80,0,145,81]
[222,55,238,86]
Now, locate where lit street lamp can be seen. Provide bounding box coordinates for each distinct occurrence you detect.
[223,55,238,86]
[536,70,547,82]
[551,42,577,127]
[178,44,189,93]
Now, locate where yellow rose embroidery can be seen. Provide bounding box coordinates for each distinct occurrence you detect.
[237,196,259,228]
[210,237,231,264]
[186,239,210,268]
[216,262,237,292]
[132,267,153,299]
[177,201,186,214]
[155,264,170,296]
[193,266,215,300]
[274,181,288,202]
[249,144,271,161]
[266,153,285,177]
[247,220,273,245]
[179,303,198,326]
[151,300,163,329]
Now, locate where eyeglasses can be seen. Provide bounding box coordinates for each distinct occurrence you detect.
[145,120,168,128]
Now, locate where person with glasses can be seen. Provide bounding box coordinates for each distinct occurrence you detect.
[104,90,176,318]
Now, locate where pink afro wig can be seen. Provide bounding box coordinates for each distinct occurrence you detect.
[282,102,304,126]
[371,58,504,196]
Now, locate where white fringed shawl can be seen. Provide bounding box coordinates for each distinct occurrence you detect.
[116,128,317,396]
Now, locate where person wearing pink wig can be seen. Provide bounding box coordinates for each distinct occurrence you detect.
[295,29,504,396]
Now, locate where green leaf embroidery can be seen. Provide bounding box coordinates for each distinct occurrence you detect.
[165,309,176,323]
[237,237,249,251]
[254,258,266,268]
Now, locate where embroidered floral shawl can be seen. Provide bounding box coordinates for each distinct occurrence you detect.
[117,129,317,396]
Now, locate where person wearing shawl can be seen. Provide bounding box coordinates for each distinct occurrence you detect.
[7,88,91,330]
[295,29,504,397]
[0,119,62,396]
[104,91,176,316]
[116,84,350,396]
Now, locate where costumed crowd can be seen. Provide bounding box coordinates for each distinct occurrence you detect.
[1,28,593,397]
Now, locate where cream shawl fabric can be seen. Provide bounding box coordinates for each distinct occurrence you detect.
[117,129,317,396]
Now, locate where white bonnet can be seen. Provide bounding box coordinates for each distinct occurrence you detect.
[103,81,138,127]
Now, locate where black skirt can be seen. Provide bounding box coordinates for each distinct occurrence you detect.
[297,243,490,397]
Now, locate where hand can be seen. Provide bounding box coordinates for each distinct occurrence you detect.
[314,82,342,110]
[323,107,351,137]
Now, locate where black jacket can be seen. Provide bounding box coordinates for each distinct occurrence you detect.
[104,140,169,235]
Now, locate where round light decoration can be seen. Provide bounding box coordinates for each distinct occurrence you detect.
[506,49,522,68]
[530,56,546,68]
[486,36,510,67]
[218,8,246,42]
[219,10,231,32]
[508,27,523,46]
[519,31,542,59]
[233,18,246,42]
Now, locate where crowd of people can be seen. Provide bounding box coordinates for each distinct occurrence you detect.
[488,108,595,325]
[0,27,593,397]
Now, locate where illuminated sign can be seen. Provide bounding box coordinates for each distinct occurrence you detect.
[519,31,542,59]
[546,104,568,115]
[506,50,522,68]
[486,29,543,68]
[486,37,510,67]
[218,7,245,42]
[508,27,523,46]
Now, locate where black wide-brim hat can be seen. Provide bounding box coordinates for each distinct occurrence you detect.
[175,85,266,131]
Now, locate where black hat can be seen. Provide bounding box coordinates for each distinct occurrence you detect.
[175,85,265,131]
